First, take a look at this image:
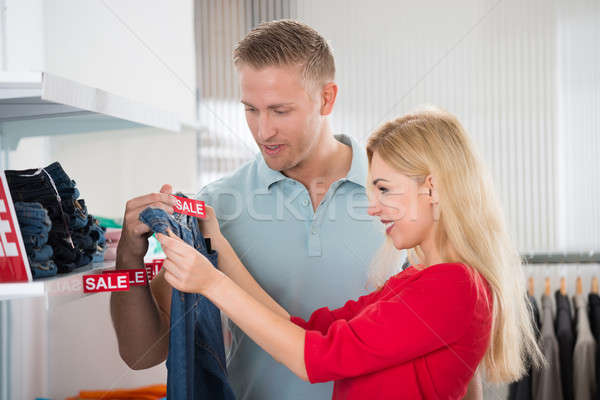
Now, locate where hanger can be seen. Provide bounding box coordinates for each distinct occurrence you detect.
[527,277,535,297]
[576,276,583,296]
[592,277,598,295]
[545,277,551,296]
[560,277,567,295]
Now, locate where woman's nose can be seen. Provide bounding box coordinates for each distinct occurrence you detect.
[367,200,380,216]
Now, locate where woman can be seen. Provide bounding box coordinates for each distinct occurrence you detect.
[157,107,544,399]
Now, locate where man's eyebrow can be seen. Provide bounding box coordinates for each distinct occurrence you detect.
[372,178,390,185]
[240,101,294,108]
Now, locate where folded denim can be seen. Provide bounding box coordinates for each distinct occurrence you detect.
[14,202,49,221]
[29,259,58,279]
[26,244,54,263]
[5,168,75,268]
[22,232,49,249]
[139,203,234,400]
[63,199,88,230]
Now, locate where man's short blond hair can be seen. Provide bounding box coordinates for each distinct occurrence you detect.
[233,19,335,88]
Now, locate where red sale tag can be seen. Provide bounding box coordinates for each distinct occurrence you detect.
[83,273,130,293]
[145,259,164,281]
[172,195,206,219]
[103,269,147,286]
[0,172,32,283]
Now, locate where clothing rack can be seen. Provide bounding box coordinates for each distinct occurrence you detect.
[521,252,600,264]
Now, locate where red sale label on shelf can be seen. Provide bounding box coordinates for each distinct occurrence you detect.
[102,269,147,286]
[172,196,205,219]
[83,273,130,293]
[0,172,32,283]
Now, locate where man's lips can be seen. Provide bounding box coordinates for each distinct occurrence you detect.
[262,144,285,155]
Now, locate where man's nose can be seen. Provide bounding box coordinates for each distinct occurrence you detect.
[257,113,276,142]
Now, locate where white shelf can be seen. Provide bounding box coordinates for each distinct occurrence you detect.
[0,261,116,305]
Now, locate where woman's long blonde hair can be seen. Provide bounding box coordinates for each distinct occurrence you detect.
[365,106,545,383]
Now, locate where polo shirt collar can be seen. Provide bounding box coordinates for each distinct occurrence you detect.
[257,133,368,189]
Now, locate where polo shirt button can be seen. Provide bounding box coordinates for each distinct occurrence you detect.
[302,199,309,206]
[311,227,317,235]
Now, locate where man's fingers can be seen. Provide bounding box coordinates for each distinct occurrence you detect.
[126,192,177,211]
[160,184,173,195]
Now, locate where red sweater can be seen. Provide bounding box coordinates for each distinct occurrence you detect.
[291,263,493,400]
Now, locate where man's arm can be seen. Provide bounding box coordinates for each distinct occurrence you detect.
[109,185,177,370]
[463,370,483,400]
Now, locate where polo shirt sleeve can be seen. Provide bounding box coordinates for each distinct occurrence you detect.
[290,287,386,334]
[303,265,483,383]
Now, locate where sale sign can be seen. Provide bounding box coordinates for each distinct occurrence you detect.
[83,272,130,293]
[145,259,164,281]
[102,268,148,286]
[0,172,32,283]
[172,195,205,219]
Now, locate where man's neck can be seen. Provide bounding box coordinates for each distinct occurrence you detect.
[284,130,352,190]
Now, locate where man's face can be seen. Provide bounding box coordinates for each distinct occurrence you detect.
[239,64,323,173]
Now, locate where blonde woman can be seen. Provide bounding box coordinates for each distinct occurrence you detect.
[156,107,544,399]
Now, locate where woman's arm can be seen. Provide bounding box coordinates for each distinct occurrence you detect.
[210,233,290,319]
[204,271,309,381]
[157,230,309,381]
[198,206,289,319]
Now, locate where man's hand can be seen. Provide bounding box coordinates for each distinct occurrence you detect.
[117,184,177,267]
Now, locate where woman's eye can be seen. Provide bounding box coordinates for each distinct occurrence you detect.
[378,186,388,194]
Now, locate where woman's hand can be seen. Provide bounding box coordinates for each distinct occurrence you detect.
[156,230,225,294]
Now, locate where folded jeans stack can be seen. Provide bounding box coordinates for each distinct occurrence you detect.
[14,202,58,279]
[43,162,106,266]
[4,167,76,273]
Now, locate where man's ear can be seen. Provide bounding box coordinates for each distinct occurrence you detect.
[320,82,338,116]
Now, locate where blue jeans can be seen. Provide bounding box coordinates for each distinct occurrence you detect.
[139,205,235,400]
[29,259,58,279]
[28,244,53,263]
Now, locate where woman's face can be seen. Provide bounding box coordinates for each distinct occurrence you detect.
[367,151,436,250]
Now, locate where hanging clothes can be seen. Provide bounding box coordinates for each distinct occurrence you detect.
[587,293,600,400]
[532,294,563,400]
[572,294,597,400]
[509,295,541,400]
[555,291,575,400]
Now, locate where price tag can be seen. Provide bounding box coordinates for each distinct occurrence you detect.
[172,195,206,219]
[83,273,130,293]
[145,259,164,281]
[102,268,147,286]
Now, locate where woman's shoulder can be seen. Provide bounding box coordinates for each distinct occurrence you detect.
[398,262,490,300]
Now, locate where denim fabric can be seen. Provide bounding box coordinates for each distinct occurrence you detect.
[28,244,53,263]
[5,167,77,273]
[64,199,88,230]
[43,162,78,199]
[22,232,49,249]
[29,259,58,279]
[139,205,235,400]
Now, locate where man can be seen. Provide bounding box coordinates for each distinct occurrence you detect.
[111,19,482,399]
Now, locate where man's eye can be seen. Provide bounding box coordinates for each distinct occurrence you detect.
[245,108,256,112]
[274,110,289,115]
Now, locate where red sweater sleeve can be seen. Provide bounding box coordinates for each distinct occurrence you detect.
[291,287,386,334]
[303,264,482,383]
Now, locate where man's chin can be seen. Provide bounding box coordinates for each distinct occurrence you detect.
[263,156,294,173]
